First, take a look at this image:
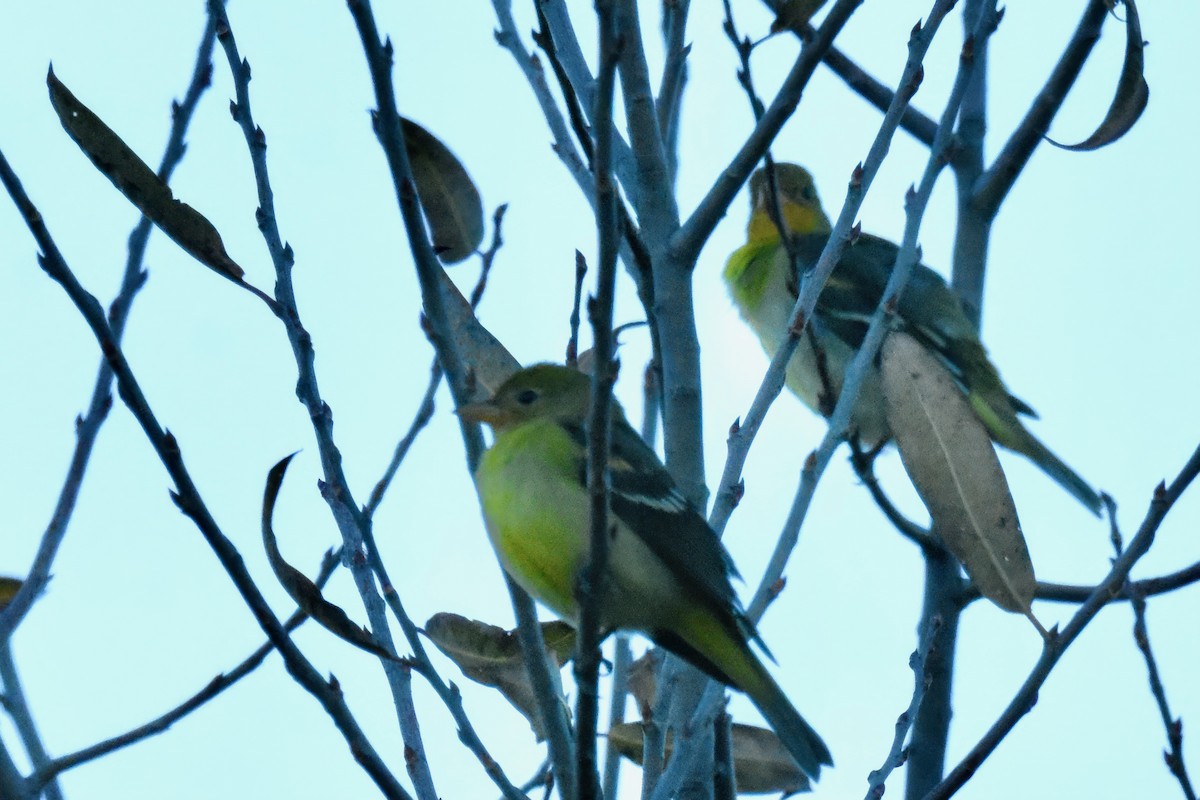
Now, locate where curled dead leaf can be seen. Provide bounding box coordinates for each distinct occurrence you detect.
[424,612,574,740]
[608,721,811,795]
[261,454,395,660]
[1048,0,1149,151]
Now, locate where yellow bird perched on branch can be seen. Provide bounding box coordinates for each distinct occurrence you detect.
[460,364,832,781]
[724,163,1102,515]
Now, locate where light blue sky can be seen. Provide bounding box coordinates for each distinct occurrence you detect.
[2,2,1197,798]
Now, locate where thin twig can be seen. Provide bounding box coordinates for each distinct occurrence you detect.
[25,551,340,794]
[848,441,940,553]
[507,576,577,800]
[986,562,1200,606]
[358,520,531,800]
[537,0,641,206]
[744,2,990,624]
[922,444,1200,800]
[367,206,507,517]
[973,0,1110,219]
[657,8,978,797]
[615,0,680,248]
[210,6,436,795]
[567,251,588,364]
[601,634,633,798]
[0,11,219,645]
[345,0,483,463]
[0,146,411,800]
[576,5,622,797]
[529,6,662,375]
[655,0,691,182]
[0,642,63,800]
[709,0,959,540]
[490,1,593,193]
[713,707,736,800]
[757,0,940,145]
[0,18,218,788]
[672,0,863,266]
[820,42,939,147]
[1130,590,1197,799]
[865,616,941,798]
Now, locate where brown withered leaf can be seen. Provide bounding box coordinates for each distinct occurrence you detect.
[403,118,484,264]
[771,0,828,36]
[262,454,396,660]
[626,649,663,719]
[608,721,811,795]
[424,612,574,740]
[0,577,23,611]
[47,68,245,282]
[437,269,521,399]
[1048,0,1149,151]
[881,332,1040,624]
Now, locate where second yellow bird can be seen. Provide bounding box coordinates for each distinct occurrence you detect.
[724,163,1102,515]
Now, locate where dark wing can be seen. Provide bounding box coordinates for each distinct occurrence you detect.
[561,418,746,619]
[793,233,1036,418]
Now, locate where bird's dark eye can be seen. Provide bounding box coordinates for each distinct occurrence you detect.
[516,388,539,406]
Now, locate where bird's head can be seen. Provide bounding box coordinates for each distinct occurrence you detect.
[747,163,833,241]
[457,364,590,432]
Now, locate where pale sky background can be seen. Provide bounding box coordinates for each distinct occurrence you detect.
[2,2,1198,799]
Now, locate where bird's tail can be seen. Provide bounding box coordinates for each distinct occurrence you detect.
[968,394,1103,516]
[1014,430,1103,516]
[674,609,832,781]
[739,655,833,782]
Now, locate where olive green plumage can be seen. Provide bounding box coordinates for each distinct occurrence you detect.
[461,364,832,780]
[725,163,1102,515]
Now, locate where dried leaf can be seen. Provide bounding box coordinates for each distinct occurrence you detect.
[881,332,1038,619]
[261,455,395,660]
[0,577,23,611]
[437,269,521,398]
[47,68,245,282]
[424,612,575,740]
[403,118,484,264]
[771,0,828,35]
[1048,0,1149,151]
[608,721,811,795]
[627,649,662,719]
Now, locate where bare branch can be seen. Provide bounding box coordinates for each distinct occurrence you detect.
[25,551,340,795]
[1130,591,1197,800]
[922,444,1200,800]
[0,642,63,800]
[507,577,577,800]
[672,0,862,266]
[367,206,507,518]
[491,1,592,192]
[865,616,942,797]
[0,146,411,800]
[848,441,941,553]
[575,3,623,796]
[0,12,218,645]
[537,0,642,206]
[821,42,939,147]
[212,5,438,794]
[973,0,1110,219]
[655,0,691,181]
